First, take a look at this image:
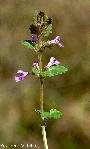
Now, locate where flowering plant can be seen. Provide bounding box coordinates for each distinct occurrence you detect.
[15,11,68,149]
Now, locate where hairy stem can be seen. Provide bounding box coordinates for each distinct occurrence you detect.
[38,53,48,149]
[38,53,43,113]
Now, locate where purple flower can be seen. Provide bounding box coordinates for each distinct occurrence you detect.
[32,61,39,69]
[15,70,28,82]
[46,57,60,68]
[47,36,64,48]
[31,34,37,42]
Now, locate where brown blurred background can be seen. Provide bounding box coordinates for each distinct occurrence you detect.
[0,0,90,149]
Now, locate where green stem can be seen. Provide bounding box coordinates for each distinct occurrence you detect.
[38,53,48,149]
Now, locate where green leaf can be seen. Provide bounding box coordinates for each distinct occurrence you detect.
[44,15,49,22]
[32,67,40,77]
[35,109,63,120]
[42,24,52,37]
[49,109,62,119]
[41,112,50,120]
[43,65,68,78]
[41,109,62,120]
[21,40,34,49]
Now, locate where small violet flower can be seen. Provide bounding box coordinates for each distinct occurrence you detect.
[15,70,28,82]
[47,36,64,48]
[46,57,60,68]
[32,61,39,69]
[31,34,37,42]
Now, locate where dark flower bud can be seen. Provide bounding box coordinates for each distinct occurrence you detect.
[31,34,37,42]
[29,24,39,35]
[38,11,45,17]
[37,11,45,24]
[47,18,52,25]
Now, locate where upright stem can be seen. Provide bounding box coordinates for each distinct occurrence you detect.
[38,53,48,149]
[38,53,43,113]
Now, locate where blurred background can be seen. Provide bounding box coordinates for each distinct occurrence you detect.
[0,0,90,149]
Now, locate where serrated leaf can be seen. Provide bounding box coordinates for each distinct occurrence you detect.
[32,67,40,77]
[43,65,68,78]
[35,109,63,120]
[21,40,34,49]
[49,109,62,119]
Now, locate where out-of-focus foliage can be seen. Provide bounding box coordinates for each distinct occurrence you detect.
[0,0,90,149]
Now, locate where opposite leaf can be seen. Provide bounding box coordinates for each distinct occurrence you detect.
[49,109,62,119]
[21,40,34,49]
[35,109,63,120]
[32,67,40,77]
[41,109,62,120]
[43,65,68,78]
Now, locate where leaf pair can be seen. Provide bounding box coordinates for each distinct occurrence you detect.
[32,65,68,78]
[35,109,63,120]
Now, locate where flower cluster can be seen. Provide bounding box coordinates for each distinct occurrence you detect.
[15,57,60,82]
[47,36,64,48]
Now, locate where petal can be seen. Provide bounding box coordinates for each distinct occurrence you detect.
[23,72,28,77]
[54,60,60,65]
[58,43,64,47]
[15,76,22,82]
[46,62,52,68]
[17,70,24,73]
[50,57,56,62]
[55,36,60,40]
